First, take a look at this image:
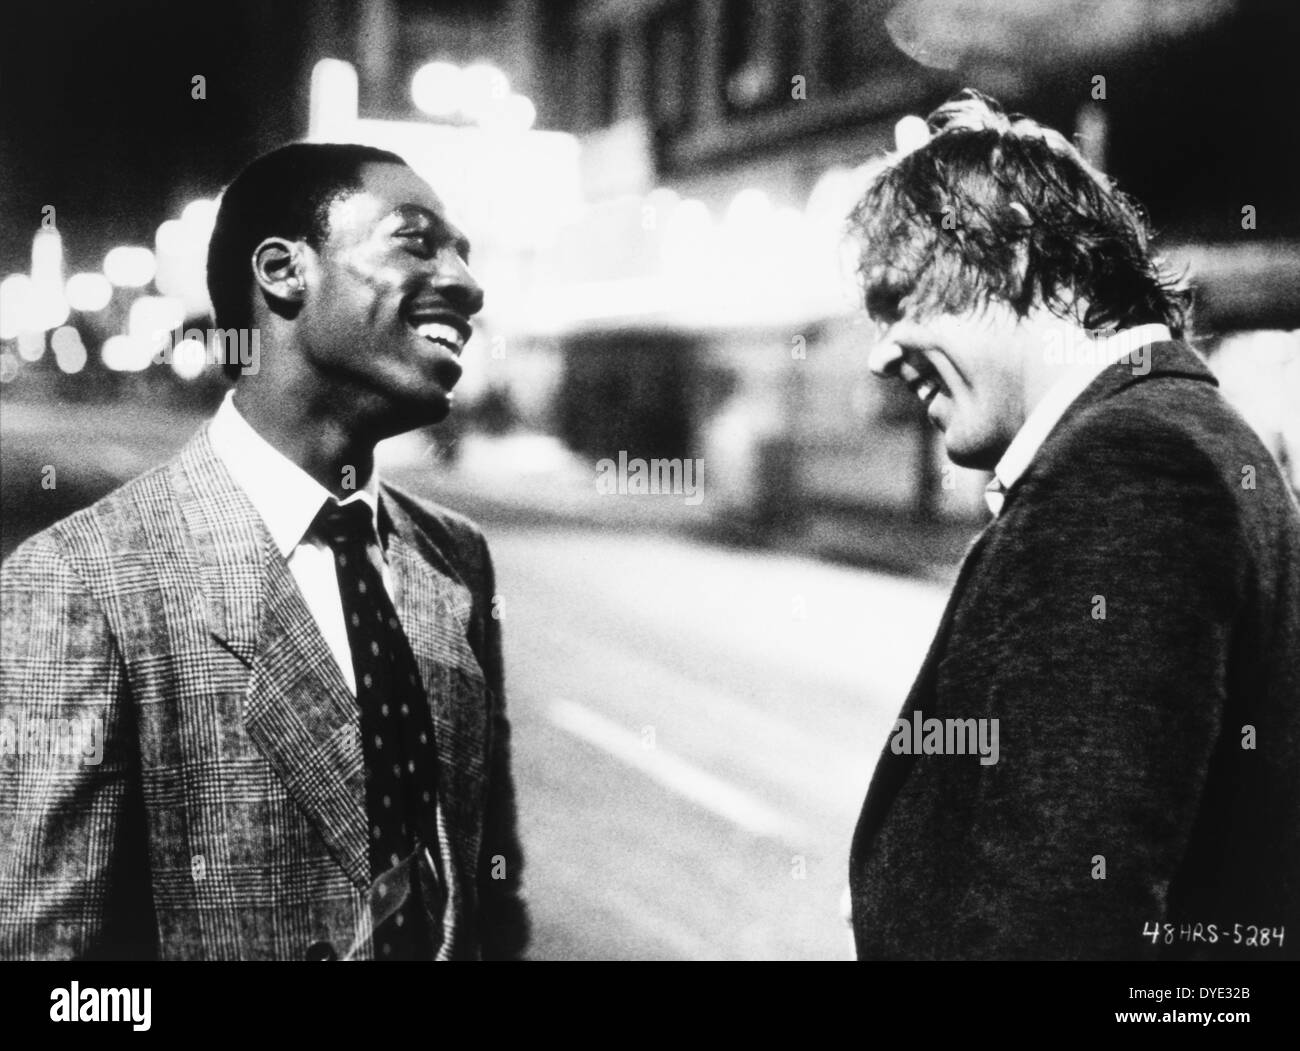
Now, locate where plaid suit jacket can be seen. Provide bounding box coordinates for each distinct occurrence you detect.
[0,424,528,960]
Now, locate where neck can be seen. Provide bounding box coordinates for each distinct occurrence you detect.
[232,381,375,497]
[1019,318,1103,417]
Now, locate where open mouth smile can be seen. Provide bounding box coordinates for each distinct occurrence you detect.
[912,378,942,407]
[406,304,472,357]
[902,358,948,408]
[412,320,466,356]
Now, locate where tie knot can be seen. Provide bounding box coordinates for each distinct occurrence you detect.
[313,498,375,549]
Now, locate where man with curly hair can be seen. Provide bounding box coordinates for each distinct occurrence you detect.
[848,89,1300,960]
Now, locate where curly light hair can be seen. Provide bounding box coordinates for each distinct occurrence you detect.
[849,88,1190,338]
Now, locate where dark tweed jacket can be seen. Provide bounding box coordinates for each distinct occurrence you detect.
[849,341,1300,960]
[0,426,528,960]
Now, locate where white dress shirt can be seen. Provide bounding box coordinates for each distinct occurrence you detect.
[208,390,393,694]
[986,323,1172,515]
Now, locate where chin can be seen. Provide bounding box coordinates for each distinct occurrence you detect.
[405,387,454,427]
[366,386,455,439]
[424,395,453,426]
[943,435,1002,472]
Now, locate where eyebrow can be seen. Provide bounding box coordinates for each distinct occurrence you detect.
[390,204,471,258]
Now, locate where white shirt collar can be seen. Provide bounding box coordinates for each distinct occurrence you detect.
[991,324,1171,505]
[208,389,380,557]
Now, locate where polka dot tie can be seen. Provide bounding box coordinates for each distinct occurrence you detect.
[313,498,440,961]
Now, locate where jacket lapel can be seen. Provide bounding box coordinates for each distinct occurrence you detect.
[381,500,482,691]
[171,427,371,892]
[380,490,489,895]
[853,526,994,854]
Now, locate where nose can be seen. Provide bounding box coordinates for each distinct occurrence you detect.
[432,247,484,318]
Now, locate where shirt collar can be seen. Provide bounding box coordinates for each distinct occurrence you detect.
[991,323,1171,501]
[208,389,380,557]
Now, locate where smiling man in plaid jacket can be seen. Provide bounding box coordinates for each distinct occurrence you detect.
[0,143,528,960]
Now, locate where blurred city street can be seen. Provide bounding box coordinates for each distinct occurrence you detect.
[494,524,941,959]
[1,401,947,960]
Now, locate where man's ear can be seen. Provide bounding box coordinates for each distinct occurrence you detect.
[251,237,305,312]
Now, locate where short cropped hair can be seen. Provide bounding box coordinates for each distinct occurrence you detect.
[206,142,408,380]
[849,88,1190,338]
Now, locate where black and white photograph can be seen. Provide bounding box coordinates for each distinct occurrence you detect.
[0,0,1297,1030]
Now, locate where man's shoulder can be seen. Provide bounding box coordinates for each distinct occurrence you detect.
[378,480,491,575]
[3,455,184,583]
[1007,350,1300,570]
[1038,353,1267,496]
[380,480,484,541]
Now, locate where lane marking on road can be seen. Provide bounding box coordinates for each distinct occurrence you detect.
[547,698,809,844]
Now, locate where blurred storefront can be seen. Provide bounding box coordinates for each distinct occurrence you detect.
[491,0,1300,539]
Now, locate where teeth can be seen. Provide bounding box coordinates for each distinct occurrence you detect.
[915,379,937,403]
[414,322,465,352]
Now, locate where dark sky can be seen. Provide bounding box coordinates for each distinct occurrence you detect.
[1074,0,1300,243]
[0,0,306,276]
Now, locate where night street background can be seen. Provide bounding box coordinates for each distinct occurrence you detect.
[2,0,1296,964]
